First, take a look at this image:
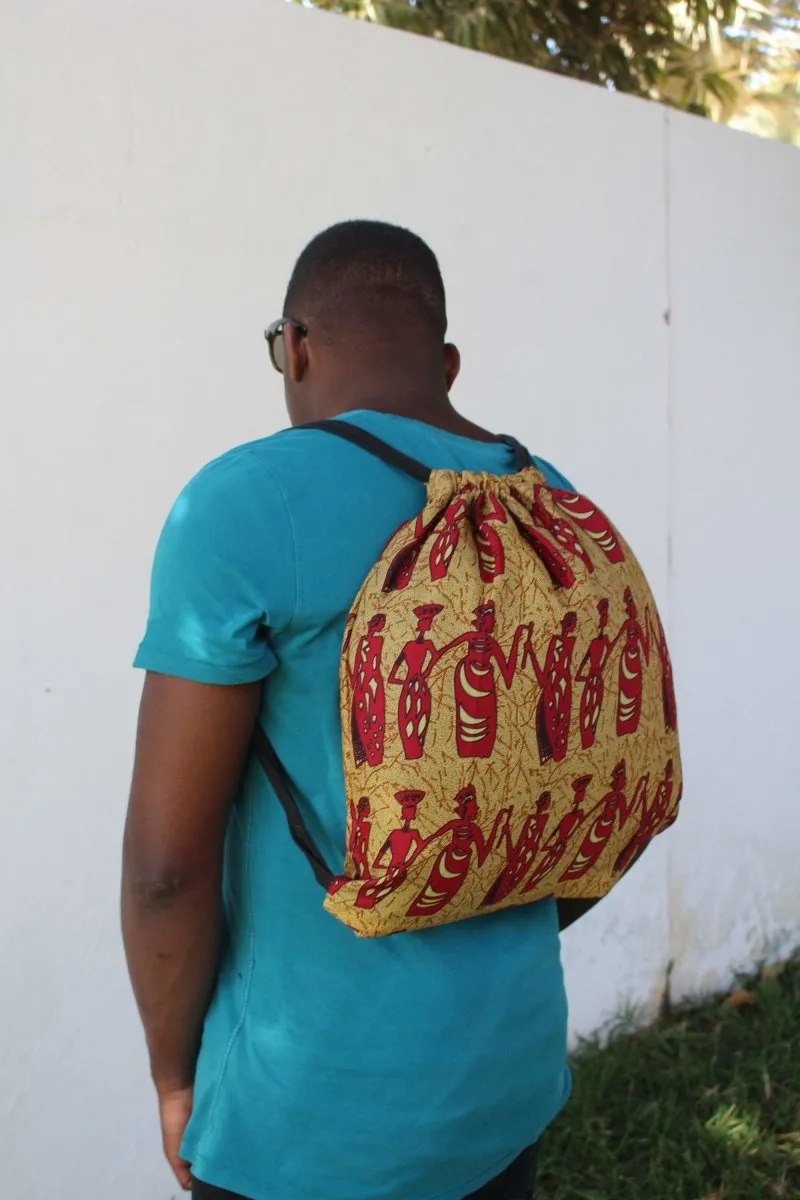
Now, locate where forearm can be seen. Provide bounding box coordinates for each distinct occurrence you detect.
[121,873,222,1092]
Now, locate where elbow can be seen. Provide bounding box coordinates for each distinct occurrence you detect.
[121,818,223,914]
[125,872,194,910]
[122,843,216,911]
[130,868,190,902]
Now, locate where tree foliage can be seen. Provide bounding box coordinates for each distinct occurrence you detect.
[296,0,799,142]
[666,1,800,141]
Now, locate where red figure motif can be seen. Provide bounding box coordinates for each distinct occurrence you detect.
[650,761,675,832]
[627,771,651,829]
[523,613,579,764]
[407,785,510,918]
[388,604,444,760]
[355,791,426,909]
[646,607,678,733]
[511,497,576,589]
[549,489,625,564]
[348,797,373,881]
[558,762,631,882]
[576,599,612,749]
[481,792,552,907]
[475,493,507,581]
[349,613,387,767]
[611,588,650,737]
[520,775,593,894]
[429,496,469,581]
[532,485,595,574]
[383,514,429,592]
[440,602,527,759]
[342,610,357,659]
[614,760,675,874]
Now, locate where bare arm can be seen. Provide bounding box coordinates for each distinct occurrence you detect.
[419,645,442,679]
[387,650,407,686]
[575,648,592,684]
[477,808,511,865]
[418,819,459,852]
[491,627,527,689]
[625,775,650,828]
[405,830,427,870]
[121,673,260,1178]
[373,838,392,872]
[522,627,545,687]
[608,624,626,656]
[434,632,471,664]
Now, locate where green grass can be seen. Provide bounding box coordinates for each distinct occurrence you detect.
[538,960,800,1200]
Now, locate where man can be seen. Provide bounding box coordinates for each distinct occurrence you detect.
[123,221,596,1200]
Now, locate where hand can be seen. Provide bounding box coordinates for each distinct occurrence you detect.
[158,1085,194,1191]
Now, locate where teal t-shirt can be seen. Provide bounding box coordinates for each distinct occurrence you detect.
[135,412,573,1200]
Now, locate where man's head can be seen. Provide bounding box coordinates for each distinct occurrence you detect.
[270,220,460,425]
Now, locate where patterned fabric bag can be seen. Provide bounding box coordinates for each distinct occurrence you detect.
[254,421,681,937]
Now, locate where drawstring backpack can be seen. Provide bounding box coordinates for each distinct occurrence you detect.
[253,421,681,938]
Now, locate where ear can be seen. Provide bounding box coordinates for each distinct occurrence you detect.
[284,323,309,384]
[444,343,461,392]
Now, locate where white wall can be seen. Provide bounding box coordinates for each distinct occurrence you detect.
[1,2,798,1197]
[666,119,800,997]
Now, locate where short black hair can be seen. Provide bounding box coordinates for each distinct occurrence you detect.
[284,220,447,341]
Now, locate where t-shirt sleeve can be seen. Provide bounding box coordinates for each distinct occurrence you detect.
[134,449,296,685]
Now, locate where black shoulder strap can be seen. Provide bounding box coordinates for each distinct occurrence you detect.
[302,419,432,482]
[304,419,532,478]
[497,434,532,472]
[262,420,530,890]
[251,725,335,890]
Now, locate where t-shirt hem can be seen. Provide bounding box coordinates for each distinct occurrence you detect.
[133,645,275,685]
[185,1065,571,1200]
[188,1145,525,1200]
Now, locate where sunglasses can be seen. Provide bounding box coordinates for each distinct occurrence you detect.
[264,317,308,375]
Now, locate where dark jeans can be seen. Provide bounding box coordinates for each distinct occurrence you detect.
[191,1144,539,1200]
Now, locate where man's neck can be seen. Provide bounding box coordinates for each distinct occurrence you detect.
[318,393,499,445]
